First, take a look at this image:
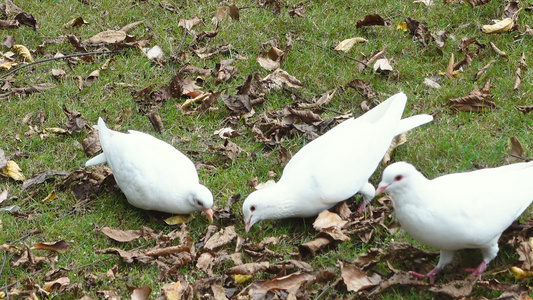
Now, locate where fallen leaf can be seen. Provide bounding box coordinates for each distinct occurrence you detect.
[341,262,381,292]
[14,12,37,30]
[1,160,25,181]
[43,277,70,293]
[0,190,7,203]
[405,17,431,46]
[429,278,477,298]
[131,286,151,300]
[32,240,70,253]
[63,17,88,28]
[422,77,442,89]
[313,210,347,231]
[448,80,496,112]
[465,0,491,7]
[226,262,270,275]
[259,68,303,90]
[482,18,514,34]
[231,274,253,284]
[517,237,533,270]
[356,14,390,28]
[41,190,56,202]
[119,20,144,33]
[63,105,88,133]
[52,68,66,79]
[489,41,508,57]
[84,30,127,44]
[2,35,15,48]
[373,58,393,72]
[178,16,203,30]
[334,37,367,52]
[510,266,533,279]
[101,227,142,242]
[508,136,525,163]
[82,130,101,157]
[12,44,33,62]
[147,107,164,133]
[382,133,407,165]
[164,214,194,225]
[414,0,433,6]
[204,226,237,250]
[298,89,336,109]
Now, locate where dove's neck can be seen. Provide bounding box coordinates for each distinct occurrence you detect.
[258,183,306,220]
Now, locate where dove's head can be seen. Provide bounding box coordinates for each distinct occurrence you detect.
[242,185,285,233]
[191,184,214,222]
[376,162,419,196]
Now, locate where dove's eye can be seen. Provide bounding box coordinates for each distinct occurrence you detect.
[394,175,403,181]
[196,200,202,206]
[250,205,256,212]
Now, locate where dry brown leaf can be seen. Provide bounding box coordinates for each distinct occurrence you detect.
[101,227,142,242]
[63,17,88,28]
[204,226,237,250]
[516,106,533,114]
[84,30,127,44]
[465,0,490,7]
[298,89,336,109]
[43,276,70,293]
[161,281,192,300]
[299,236,334,256]
[356,14,390,28]
[226,261,270,275]
[259,68,303,90]
[131,286,151,300]
[448,80,496,112]
[489,41,508,57]
[0,148,6,169]
[313,210,347,231]
[429,278,477,298]
[82,130,101,157]
[0,189,7,203]
[119,20,144,33]
[250,272,316,295]
[508,136,525,163]
[473,59,496,81]
[405,17,431,46]
[334,37,367,52]
[32,240,70,253]
[147,107,164,133]
[63,105,88,133]
[517,237,533,270]
[14,12,37,30]
[514,52,526,91]
[382,133,407,165]
[346,78,378,100]
[341,263,382,292]
[178,16,203,30]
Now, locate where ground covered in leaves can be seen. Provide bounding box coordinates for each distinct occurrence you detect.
[1,0,533,299]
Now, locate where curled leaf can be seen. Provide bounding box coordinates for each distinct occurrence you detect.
[1,160,25,181]
[12,44,33,62]
[482,18,514,34]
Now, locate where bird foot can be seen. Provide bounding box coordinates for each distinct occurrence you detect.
[355,202,366,215]
[461,261,486,281]
[409,267,440,284]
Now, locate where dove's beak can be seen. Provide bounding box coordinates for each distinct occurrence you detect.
[376,184,387,195]
[203,208,214,223]
[245,217,253,233]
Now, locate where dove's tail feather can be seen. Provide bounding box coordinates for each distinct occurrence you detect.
[85,153,107,166]
[358,92,407,125]
[85,117,112,167]
[394,114,433,136]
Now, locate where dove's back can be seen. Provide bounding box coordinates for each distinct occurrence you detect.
[89,118,201,213]
[280,92,429,205]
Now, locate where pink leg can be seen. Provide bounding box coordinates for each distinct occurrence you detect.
[462,261,486,281]
[355,201,366,214]
[409,267,441,284]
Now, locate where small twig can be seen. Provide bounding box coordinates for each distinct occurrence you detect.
[509,154,532,162]
[0,50,114,79]
[178,29,188,52]
[294,38,370,68]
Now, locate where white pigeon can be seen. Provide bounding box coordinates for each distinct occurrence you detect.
[242,92,433,232]
[85,117,214,221]
[377,161,533,284]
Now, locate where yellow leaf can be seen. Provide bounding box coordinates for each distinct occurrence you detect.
[42,191,56,202]
[333,37,368,52]
[510,266,533,280]
[397,22,408,32]
[43,127,68,134]
[231,274,253,284]
[164,214,194,225]
[1,161,26,181]
[0,60,17,70]
[12,44,33,62]
[482,18,514,34]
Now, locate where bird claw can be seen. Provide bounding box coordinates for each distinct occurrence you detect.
[409,268,440,284]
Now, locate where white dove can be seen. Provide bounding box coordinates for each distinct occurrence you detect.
[242,92,433,232]
[377,161,533,284]
[85,117,214,221]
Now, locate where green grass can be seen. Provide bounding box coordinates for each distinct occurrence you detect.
[1,0,532,298]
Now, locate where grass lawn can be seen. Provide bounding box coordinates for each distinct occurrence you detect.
[1,0,532,298]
